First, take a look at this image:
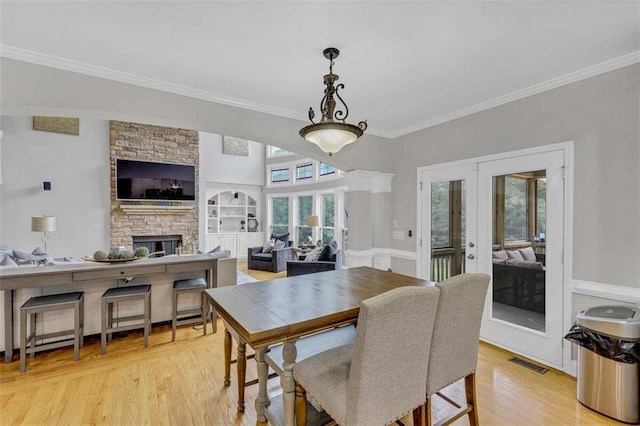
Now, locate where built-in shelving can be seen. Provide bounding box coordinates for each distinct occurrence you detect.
[206,191,258,234]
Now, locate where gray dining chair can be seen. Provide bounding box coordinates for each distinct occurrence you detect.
[413,273,490,426]
[293,285,440,426]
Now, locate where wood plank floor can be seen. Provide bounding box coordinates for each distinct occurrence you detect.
[0,264,624,425]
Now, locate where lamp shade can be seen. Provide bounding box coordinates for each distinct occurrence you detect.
[31,215,56,233]
[306,215,320,227]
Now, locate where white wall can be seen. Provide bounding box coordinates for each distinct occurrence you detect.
[0,116,111,258]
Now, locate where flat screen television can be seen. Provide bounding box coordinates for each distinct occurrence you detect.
[115,159,196,201]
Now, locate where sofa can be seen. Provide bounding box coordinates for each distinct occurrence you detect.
[247,233,294,273]
[492,247,546,314]
[286,241,342,277]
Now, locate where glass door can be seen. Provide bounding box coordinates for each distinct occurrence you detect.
[478,150,564,367]
[420,164,477,281]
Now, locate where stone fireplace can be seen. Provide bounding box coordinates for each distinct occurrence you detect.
[110,121,199,251]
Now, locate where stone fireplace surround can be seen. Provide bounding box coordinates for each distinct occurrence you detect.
[110,121,199,252]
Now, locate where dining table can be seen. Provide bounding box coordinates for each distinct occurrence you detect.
[205,266,430,426]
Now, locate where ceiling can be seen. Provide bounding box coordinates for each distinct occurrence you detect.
[1,1,639,138]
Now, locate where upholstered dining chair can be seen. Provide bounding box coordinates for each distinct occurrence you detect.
[293,286,441,426]
[413,273,490,426]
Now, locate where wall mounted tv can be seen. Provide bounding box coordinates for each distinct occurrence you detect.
[116,159,196,201]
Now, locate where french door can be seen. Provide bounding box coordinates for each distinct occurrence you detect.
[418,147,567,368]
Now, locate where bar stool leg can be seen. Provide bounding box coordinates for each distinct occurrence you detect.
[107,301,114,343]
[79,296,84,349]
[172,290,178,342]
[73,299,80,362]
[144,292,150,347]
[101,298,107,355]
[20,308,27,373]
[29,312,36,358]
[201,289,207,336]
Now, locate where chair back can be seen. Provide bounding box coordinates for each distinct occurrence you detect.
[426,273,490,396]
[346,286,440,426]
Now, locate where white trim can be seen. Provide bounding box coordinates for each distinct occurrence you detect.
[389,51,640,138]
[0,45,389,138]
[344,170,381,192]
[371,173,395,194]
[573,279,640,304]
[345,249,374,268]
[371,248,416,271]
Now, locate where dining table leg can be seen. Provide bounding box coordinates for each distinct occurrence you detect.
[281,339,298,426]
[255,347,269,425]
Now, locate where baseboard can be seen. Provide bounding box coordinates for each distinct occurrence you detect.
[572,279,640,304]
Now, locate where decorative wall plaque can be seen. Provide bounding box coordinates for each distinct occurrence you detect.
[33,117,80,136]
[222,136,249,156]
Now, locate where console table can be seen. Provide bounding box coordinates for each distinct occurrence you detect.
[0,254,221,363]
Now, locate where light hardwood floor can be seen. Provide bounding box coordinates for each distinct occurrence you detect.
[0,264,623,425]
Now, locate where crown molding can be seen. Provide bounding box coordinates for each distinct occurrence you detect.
[1,45,637,140]
[389,51,640,138]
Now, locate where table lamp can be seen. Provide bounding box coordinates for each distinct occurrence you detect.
[31,215,56,252]
[306,215,319,246]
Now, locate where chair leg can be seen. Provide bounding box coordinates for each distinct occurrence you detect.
[79,296,84,349]
[295,382,308,426]
[465,373,479,426]
[29,312,36,358]
[223,328,232,386]
[237,341,247,412]
[412,403,426,426]
[144,292,151,347]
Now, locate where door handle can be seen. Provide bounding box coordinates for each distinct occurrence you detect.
[467,254,475,260]
[468,242,475,248]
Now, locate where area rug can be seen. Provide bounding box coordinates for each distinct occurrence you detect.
[237,270,258,285]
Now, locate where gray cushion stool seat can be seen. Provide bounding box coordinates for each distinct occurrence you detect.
[172,277,210,342]
[20,291,84,373]
[101,284,151,355]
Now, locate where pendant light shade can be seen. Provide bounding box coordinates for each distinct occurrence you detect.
[299,47,367,156]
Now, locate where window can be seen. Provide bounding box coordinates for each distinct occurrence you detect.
[321,193,335,244]
[504,176,527,241]
[271,197,289,235]
[297,195,313,244]
[296,163,313,181]
[430,181,450,247]
[267,145,292,157]
[271,168,289,183]
[319,162,336,176]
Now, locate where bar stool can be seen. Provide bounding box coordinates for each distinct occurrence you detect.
[20,291,84,373]
[172,277,210,341]
[101,284,151,355]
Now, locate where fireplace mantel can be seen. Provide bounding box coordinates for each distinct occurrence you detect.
[119,204,194,215]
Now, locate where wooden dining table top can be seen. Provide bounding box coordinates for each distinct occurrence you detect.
[205,266,430,348]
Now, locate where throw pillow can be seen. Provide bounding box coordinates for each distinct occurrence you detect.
[209,249,231,259]
[273,239,286,250]
[506,250,524,261]
[492,250,508,260]
[318,241,339,262]
[262,238,276,253]
[208,245,221,254]
[0,244,14,259]
[519,246,537,262]
[0,254,18,268]
[11,250,35,265]
[32,246,47,256]
[304,246,324,262]
[271,233,290,244]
